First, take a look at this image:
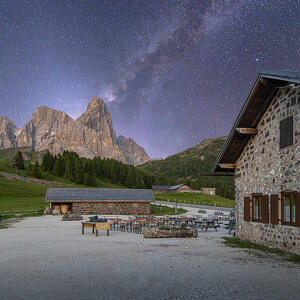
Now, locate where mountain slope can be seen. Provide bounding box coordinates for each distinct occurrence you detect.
[0,117,18,149]
[139,136,235,199]
[0,97,150,165]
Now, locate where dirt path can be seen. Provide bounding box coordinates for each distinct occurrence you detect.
[0,171,72,187]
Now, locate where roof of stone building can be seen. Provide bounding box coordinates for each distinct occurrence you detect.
[45,188,154,202]
[152,184,190,190]
[212,70,300,173]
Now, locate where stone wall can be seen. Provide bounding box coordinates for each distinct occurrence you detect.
[235,84,300,254]
[143,228,198,238]
[71,201,150,215]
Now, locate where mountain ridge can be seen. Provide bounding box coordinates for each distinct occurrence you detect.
[138,136,234,199]
[0,97,150,165]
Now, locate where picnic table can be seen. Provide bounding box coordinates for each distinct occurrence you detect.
[228,219,236,234]
[81,221,96,235]
[201,219,218,232]
[81,221,110,237]
[95,222,110,236]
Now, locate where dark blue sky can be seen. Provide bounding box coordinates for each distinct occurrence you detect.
[0,0,299,158]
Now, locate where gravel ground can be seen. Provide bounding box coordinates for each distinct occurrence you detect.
[0,216,299,300]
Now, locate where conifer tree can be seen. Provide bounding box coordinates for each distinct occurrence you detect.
[33,161,41,178]
[14,151,25,170]
[53,158,64,177]
[74,159,84,184]
[126,167,136,188]
[64,158,75,181]
[84,172,96,186]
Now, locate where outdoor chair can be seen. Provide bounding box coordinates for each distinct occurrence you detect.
[133,224,142,234]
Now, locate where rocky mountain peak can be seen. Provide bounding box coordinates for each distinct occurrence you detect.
[76,96,116,142]
[0,116,18,149]
[0,98,150,165]
[117,135,150,166]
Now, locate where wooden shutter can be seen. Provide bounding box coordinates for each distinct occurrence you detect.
[281,194,284,224]
[295,193,300,227]
[280,116,293,148]
[270,194,279,225]
[261,195,269,224]
[244,197,250,221]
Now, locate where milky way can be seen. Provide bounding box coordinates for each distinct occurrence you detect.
[0,0,299,158]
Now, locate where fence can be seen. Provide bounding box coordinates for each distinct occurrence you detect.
[0,209,44,218]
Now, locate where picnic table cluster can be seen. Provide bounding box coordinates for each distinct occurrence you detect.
[81,214,236,236]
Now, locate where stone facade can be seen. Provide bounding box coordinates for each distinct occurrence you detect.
[71,201,150,215]
[235,85,300,254]
[143,228,198,238]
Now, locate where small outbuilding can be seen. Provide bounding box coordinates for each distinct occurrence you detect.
[201,188,216,195]
[213,70,300,254]
[152,184,192,194]
[46,188,154,215]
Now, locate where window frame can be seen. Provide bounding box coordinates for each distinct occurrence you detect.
[280,116,293,149]
[252,194,262,222]
[281,191,297,226]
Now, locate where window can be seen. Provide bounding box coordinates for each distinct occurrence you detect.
[280,116,293,148]
[252,195,262,221]
[282,193,296,225]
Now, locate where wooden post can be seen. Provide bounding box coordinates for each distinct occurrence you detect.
[82,223,84,235]
[107,229,109,236]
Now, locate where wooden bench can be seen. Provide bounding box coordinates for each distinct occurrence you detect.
[81,221,96,235]
[95,222,110,237]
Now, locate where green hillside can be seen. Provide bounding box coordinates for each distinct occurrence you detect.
[0,175,47,215]
[139,136,235,199]
[154,193,234,208]
[0,147,44,164]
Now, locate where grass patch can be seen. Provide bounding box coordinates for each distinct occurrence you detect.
[154,192,234,208]
[0,175,47,216]
[150,204,187,216]
[223,237,300,264]
[287,255,300,264]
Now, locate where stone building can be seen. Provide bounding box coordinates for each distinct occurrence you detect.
[213,70,300,254]
[152,184,192,194]
[46,188,154,215]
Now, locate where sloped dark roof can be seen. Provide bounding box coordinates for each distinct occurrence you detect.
[212,70,300,173]
[152,184,188,190]
[46,188,154,202]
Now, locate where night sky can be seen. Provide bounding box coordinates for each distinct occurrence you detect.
[1,1,299,158]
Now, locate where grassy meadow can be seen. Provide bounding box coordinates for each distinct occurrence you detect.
[150,204,187,216]
[154,192,235,208]
[0,175,47,216]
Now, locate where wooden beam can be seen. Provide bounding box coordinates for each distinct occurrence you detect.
[236,128,258,135]
[218,163,236,169]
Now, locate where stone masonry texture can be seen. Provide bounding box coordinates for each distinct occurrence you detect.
[235,85,300,254]
[71,202,150,215]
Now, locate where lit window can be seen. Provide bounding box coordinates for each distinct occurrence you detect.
[253,196,262,221]
[282,193,296,225]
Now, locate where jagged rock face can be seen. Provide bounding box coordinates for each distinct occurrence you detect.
[77,97,117,144]
[0,117,18,149]
[117,135,149,166]
[0,98,150,165]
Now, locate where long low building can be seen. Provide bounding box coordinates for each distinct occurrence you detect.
[45,188,154,215]
[152,184,192,194]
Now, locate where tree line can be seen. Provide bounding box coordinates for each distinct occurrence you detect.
[13,150,173,188]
